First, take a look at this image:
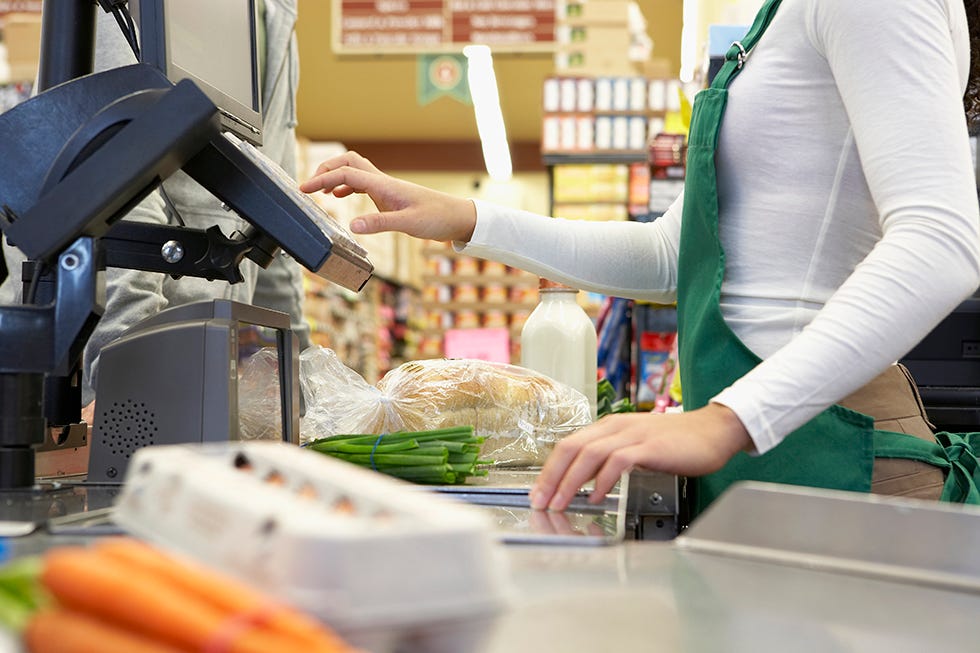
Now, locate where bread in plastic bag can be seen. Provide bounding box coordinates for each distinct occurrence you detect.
[237,348,285,441]
[297,346,404,438]
[241,346,593,467]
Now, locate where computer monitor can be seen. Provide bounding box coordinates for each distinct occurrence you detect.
[133,0,263,145]
[87,299,300,483]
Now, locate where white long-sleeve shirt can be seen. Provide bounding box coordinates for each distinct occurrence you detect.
[461,0,980,454]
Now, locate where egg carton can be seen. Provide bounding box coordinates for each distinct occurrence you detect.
[112,441,511,652]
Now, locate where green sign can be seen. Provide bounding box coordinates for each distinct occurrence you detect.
[417,54,471,106]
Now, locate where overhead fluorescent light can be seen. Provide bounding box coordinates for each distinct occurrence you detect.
[463,45,512,181]
[679,0,699,83]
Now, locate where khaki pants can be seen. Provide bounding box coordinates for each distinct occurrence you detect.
[838,364,946,500]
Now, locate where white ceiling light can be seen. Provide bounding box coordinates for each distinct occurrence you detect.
[463,44,512,182]
[679,0,699,83]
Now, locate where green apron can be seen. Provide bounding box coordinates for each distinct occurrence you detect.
[676,0,980,516]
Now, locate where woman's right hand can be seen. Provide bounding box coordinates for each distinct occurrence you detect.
[299,150,478,243]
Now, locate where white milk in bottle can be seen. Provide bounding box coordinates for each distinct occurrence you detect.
[520,278,598,420]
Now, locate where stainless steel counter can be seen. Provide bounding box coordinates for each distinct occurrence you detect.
[4,480,980,653]
[480,483,980,652]
[486,539,980,653]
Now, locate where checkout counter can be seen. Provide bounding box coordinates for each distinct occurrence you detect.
[4,459,980,653]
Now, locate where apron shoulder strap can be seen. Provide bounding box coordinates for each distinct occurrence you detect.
[712,0,785,89]
[874,430,980,504]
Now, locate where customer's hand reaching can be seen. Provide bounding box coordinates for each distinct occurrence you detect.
[299,151,478,243]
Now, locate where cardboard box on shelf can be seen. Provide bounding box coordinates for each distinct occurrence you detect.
[555,24,633,77]
[634,57,674,79]
[558,23,630,49]
[3,12,41,82]
[556,47,634,77]
[561,0,631,26]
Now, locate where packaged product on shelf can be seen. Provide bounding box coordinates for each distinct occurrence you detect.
[482,283,508,304]
[628,77,647,111]
[454,309,481,329]
[666,80,683,111]
[454,256,481,276]
[648,78,666,111]
[560,115,577,151]
[629,116,647,151]
[482,260,508,276]
[265,347,592,466]
[543,76,561,112]
[426,309,452,330]
[595,115,613,149]
[423,284,451,303]
[576,77,594,112]
[635,331,678,411]
[509,285,537,305]
[576,115,595,151]
[417,335,444,358]
[510,309,531,332]
[612,115,629,150]
[611,77,630,110]
[594,77,613,111]
[453,284,480,303]
[483,309,509,329]
[542,115,561,151]
[426,255,452,275]
[559,76,577,112]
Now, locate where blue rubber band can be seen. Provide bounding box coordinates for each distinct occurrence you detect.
[370,433,385,471]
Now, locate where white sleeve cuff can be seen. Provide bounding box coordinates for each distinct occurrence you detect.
[709,390,782,456]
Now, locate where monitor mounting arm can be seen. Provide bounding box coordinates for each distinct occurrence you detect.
[0,1,348,489]
[0,65,225,487]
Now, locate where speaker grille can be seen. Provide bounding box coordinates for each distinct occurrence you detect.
[100,399,158,459]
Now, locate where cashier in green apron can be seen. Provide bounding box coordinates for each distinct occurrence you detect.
[298,0,980,515]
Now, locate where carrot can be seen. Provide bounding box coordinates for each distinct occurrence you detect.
[24,608,186,653]
[90,537,354,652]
[39,547,345,653]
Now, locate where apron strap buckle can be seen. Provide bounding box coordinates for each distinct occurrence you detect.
[726,41,748,69]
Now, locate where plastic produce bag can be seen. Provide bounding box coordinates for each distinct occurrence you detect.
[240,346,593,467]
[237,348,285,441]
[239,347,400,443]
[298,346,403,438]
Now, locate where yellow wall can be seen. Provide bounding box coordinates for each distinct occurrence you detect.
[294,0,684,145]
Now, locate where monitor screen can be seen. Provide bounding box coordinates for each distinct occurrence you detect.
[133,0,263,145]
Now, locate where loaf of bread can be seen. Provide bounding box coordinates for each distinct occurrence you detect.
[283,348,593,467]
[373,359,593,466]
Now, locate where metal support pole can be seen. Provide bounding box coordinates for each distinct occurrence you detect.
[37,0,97,92]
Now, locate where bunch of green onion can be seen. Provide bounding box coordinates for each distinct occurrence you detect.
[597,378,637,418]
[305,425,492,485]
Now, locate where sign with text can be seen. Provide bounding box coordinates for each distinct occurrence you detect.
[334,0,557,54]
[0,1,41,13]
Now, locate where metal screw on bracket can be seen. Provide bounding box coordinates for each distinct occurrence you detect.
[648,492,663,507]
[161,240,185,264]
[106,467,118,479]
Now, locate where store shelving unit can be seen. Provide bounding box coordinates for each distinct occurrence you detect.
[303,271,420,384]
[417,244,540,363]
[539,74,686,406]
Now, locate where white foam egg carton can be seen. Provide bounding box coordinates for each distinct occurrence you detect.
[112,441,511,652]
